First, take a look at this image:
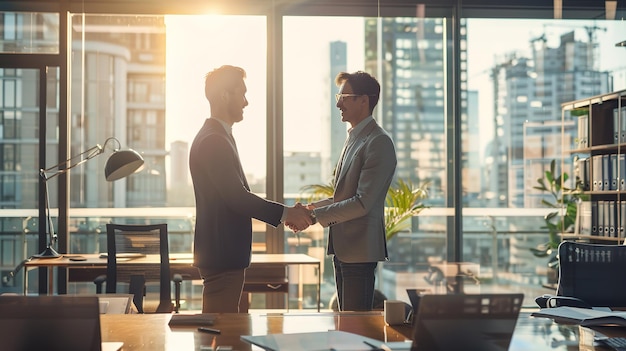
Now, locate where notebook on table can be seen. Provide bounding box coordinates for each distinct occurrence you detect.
[410,293,523,351]
[0,295,123,351]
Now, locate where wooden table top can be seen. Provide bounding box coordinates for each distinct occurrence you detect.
[99,310,623,351]
[101,312,410,351]
[24,253,320,268]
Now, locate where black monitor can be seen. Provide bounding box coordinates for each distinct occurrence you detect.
[410,293,523,351]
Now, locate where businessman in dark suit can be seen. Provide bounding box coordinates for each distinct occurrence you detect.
[296,71,397,311]
[189,65,312,313]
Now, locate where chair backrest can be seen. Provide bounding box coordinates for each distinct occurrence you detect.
[105,223,172,313]
[0,295,103,351]
[557,241,626,307]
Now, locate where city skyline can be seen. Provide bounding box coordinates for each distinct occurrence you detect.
[165,16,626,181]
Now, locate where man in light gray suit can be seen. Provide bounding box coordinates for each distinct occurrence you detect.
[301,71,397,311]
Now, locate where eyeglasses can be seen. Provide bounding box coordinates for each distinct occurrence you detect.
[335,93,363,102]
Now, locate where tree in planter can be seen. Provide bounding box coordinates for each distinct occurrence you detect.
[531,159,585,275]
[298,177,429,309]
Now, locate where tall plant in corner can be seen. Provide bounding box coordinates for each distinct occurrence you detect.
[298,178,429,240]
[531,159,584,264]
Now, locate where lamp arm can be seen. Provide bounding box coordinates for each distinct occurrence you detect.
[41,144,104,181]
[35,137,125,258]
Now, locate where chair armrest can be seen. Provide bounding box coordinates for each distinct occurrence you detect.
[173,273,183,313]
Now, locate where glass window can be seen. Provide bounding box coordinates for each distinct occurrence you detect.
[284,15,448,306]
[66,13,267,308]
[464,18,626,303]
[0,12,59,54]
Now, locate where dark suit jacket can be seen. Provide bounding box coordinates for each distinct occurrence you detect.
[189,118,284,270]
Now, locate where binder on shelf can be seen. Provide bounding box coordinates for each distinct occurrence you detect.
[614,108,621,144]
[604,200,611,237]
[591,201,598,236]
[611,154,618,191]
[609,200,616,237]
[619,106,626,143]
[597,200,605,236]
[579,114,589,148]
[620,201,626,239]
[576,157,590,191]
[603,154,610,192]
[616,106,626,143]
[592,155,603,191]
[620,153,626,191]
[577,201,592,235]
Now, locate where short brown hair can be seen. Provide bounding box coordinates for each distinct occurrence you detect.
[204,65,246,103]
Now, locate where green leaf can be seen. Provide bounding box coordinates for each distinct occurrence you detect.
[299,177,429,241]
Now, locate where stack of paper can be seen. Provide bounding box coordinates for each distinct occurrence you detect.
[241,330,411,351]
[532,307,626,327]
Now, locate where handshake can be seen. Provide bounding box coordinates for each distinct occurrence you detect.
[284,203,316,233]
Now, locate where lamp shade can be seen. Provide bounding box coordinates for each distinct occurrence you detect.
[105,149,144,181]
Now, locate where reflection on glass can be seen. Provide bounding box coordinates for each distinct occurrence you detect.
[0,12,59,54]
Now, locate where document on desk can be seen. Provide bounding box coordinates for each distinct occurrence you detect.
[241,330,411,351]
[532,307,626,327]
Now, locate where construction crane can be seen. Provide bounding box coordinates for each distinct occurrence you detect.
[542,23,607,70]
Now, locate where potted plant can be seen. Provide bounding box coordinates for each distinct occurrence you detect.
[531,159,585,284]
[299,177,429,240]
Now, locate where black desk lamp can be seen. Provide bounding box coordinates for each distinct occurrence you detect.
[34,137,144,258]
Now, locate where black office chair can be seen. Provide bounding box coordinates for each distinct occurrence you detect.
[93,223,183,313]
[554,241,626,308]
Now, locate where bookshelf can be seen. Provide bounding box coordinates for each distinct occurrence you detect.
[563,90,626,243]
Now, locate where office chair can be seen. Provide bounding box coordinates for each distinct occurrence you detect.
[554,241,626,308]
[93,223,183,313]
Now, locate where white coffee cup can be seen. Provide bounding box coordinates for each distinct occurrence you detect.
[384,299,406,325]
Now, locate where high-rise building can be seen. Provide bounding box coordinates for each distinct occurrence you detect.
[69,15,168,208]
[168,140,193,206]
[0,14,59,210]
[490,30,611,208]
[363,18,469,206]
[284,151,322,195]
[321,41,348,181]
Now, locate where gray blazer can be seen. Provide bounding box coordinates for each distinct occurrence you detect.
[312,119,397,263]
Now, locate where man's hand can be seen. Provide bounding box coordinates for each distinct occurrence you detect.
[284,203,313,232]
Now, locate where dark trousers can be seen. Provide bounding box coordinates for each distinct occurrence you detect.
[198,267,245,313]
[333,255,378,311]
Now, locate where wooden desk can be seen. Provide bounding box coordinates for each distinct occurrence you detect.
[99,310,619,350]
[24,253,321,311]
[102,312,409,351]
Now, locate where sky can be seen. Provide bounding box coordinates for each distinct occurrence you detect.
[165,15,363,180]
[165,15,626,179]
